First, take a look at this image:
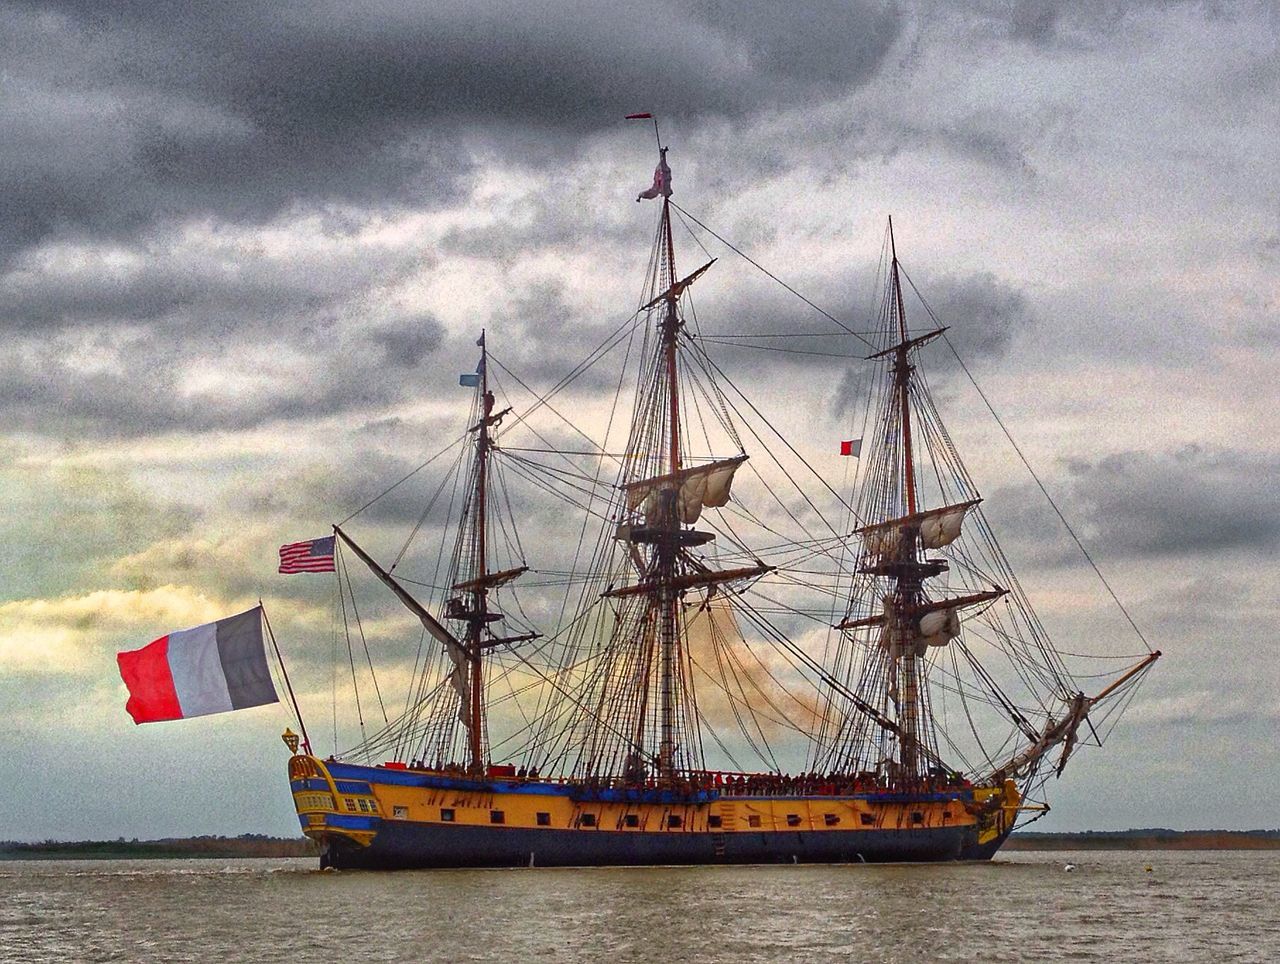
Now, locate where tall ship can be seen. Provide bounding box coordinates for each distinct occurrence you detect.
[283,131,1159,868]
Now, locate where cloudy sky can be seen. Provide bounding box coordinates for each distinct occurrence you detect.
[2,0,1277,841]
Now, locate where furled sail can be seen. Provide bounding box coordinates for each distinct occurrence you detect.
[839,588,1007,637]
[862,528,901,560]
[452,565,528,593]
[874,598,962,657]
[858,498,981,558]
[623,455,748,525]
[916,607,961,649]
[447,658,469,724]
[920,507,969,549]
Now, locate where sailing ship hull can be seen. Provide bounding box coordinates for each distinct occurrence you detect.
[290,756,1018,870]
[320,818,1008,869]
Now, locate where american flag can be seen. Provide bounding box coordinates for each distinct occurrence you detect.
[278,536,336,574]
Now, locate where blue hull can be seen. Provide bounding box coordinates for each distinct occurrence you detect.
[322,819,1007,869]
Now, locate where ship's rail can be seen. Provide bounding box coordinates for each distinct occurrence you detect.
[319,758,988,805]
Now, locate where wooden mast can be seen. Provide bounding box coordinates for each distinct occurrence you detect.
[889,216,918,517]
[657,192,681,785]
[467,331,491,774]
[888,216,923,781]
[348,331,531,776]
[621,131,767,786]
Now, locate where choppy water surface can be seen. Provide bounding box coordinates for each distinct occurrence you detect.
[1,850,1273,962]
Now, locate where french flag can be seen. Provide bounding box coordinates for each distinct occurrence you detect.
[116,607,278,724]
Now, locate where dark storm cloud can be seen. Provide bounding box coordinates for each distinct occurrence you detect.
[2,0,902,264]
[995,0,1205,45]
[485,278,672,401]
[0,313,445,436]
[1063,445,1280,557]
[0,3,463,265]
[989,445,1280,565]
[0,219,430,331]
[475,264,865,444]
[371,315,446,369]
[919,271,1035,360]
[1007,0,1061,42]
[828,269,1034,414]
[0,0,905,440]
[689,291,868,391]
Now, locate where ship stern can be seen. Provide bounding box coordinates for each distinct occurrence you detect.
[287,754,381,864]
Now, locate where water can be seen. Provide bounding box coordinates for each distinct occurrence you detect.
[1,850,1273,962]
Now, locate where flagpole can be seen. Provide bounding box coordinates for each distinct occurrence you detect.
[262,602,312,754]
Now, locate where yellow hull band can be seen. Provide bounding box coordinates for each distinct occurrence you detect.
[288,756,1015,847]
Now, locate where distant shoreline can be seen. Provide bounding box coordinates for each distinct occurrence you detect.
[3,830,1278,860]
[1005,830,1280,851]
[0,835,318,861]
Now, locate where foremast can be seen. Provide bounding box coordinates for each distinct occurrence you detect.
[825,218,1160,794]
[887,218,925,778]
[830,218,975,787]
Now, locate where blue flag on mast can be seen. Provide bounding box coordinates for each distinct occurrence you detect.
[460,333,486,386]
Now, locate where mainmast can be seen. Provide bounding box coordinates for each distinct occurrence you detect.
[604,130,768,788]
[656,194,682,785]
[888,217,923,779]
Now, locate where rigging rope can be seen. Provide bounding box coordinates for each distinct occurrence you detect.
[671,202,878,350]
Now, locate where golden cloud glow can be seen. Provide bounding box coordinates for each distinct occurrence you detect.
[0,586,246,675]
